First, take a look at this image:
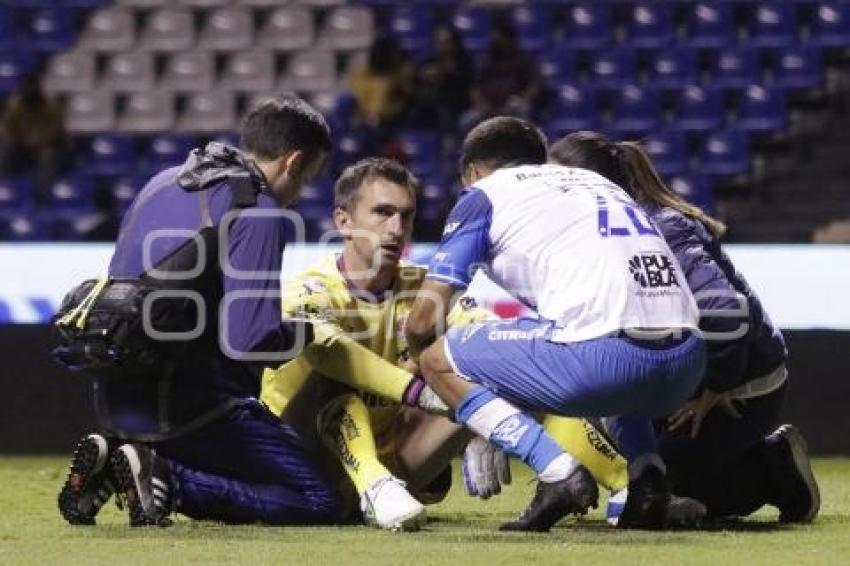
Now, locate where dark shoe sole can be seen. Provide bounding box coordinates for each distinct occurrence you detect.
[58,434,110,525]
[499,467,599,532]
[777,425,821,524]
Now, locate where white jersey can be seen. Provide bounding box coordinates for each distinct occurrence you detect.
[426,164,699,342]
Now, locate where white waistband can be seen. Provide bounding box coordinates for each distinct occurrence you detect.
[728,365,788,400]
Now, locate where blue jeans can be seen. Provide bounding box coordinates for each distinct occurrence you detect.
[153,399,341,525]
[445,318,706,460]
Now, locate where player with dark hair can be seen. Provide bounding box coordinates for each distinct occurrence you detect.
[405,116,707,532]
[549,131,820,524]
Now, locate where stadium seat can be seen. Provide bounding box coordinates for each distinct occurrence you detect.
[176,0,230,6]
[452,7,492,53]
[547,83,600,135]
[137,8,196,52]
[748,1,798,48]
[0,51,36,96]
[111,175,144,218]
[117,91,177,133]
[65,91,116,133]
[198,7,254,52]
[0,213,47,241]
[735,84,788,133]
[699,129,751,176]
[42,51,97,94]
[668,174,715,214]
[219,50,275,93]
[511,5,550,52]
[101,52,157,93]
[709,46,761,90]
[85,133,136,177]
[671,85,725,133]
[399,130,440,176]
[684,2,736,49]
[77,7,135,52]
[773,45,823,90]
[26,8,76,52]
[641,131,688,176]
[177,92,237,134]
[145,133,196,169]
[257,7,314,52]
[0,7,17,51]
[389,6,433,53]
[318,6,374,51]
[160,51,216,92]
[330,130,373,173]
[235,0,291,6]
[810,2,850,47]
[647,47,699,90]
[588,48,636,90]
[115,0,169,6]
[0,176,34,211]
[280,49,336,93]
[624,2,675,49]
[562,3,613,50]
[608,84,662,137]
[47,175,95,210]
[47,210,108,241]
[538,51,576,86]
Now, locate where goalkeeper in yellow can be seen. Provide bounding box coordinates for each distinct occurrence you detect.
[260,158,628,530]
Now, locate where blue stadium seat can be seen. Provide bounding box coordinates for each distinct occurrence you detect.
[810,2,850,47]
[145,134,196,170]
[668,174,715,214]
[511,5,550,52]
[27,8,76,52]
[399,130,440,177]
[773,45,823,90]
[624,2,675,49]
[389,6,433,52]
[671,85,725,133]
[0,176,34,211]
[47,210,105,241]
[111,176,145,219]
[647,47,699,90]
[709,46,761,90]
[331,130,371,173]
[562,3,613,50]
[48,175,95,210]
[0,50,38,96]
[547,83,600,135]
[85,133,136,177]
[0,212,47,241]
[684,2,736,49]
[735,84,788,133]
[608,85,662,137]
[699,129,751,177]
[417,174,449,221]
[452,7,491,53]
[0,7,16,50]
[642,131,688,176]
[588,48,636,90]
[538,51,576,86]
[748,1,798,48]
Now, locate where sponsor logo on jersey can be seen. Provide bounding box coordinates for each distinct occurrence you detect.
[458,296,478,310]
[492,415,529,448]
[443,222,460,236]
[628,252,679,289]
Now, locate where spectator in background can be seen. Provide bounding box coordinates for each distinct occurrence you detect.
[0,74,68,200]
[345,34,414,135]
[460,23,542,133]
[411,26,474,136]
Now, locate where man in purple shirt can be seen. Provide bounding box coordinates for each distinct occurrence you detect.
[58,96,344,526]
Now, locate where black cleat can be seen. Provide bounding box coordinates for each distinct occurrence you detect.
[666,494,708,528]
[500,465,599,532]
[767,425,821,523]
[111,444,173,527]
[58,434,117,525]
[616,465,670,530]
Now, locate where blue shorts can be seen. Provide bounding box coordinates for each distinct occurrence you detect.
[444,318,706,419]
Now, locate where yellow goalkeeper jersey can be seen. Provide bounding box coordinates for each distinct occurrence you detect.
[260,253,494,429]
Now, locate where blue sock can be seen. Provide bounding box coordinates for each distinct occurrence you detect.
[456,386,566,476]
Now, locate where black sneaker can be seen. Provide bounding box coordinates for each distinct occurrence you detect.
[766,424,821,523]
[499,465,599,532]
[58,434,117,525]
[111,444,173,527]
[616,465,670,530]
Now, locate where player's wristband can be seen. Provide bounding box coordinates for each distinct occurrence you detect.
[402,375,427,407]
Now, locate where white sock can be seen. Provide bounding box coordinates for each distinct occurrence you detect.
[538,452,580,483]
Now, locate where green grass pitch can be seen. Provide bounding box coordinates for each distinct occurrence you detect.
[1,457,848,565]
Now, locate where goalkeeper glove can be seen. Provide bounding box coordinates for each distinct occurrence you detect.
[462,436,511,499]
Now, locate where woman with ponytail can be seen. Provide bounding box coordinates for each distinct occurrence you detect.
[548,131,819,524]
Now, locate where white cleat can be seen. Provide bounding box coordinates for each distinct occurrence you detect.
[361,475,427,532]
